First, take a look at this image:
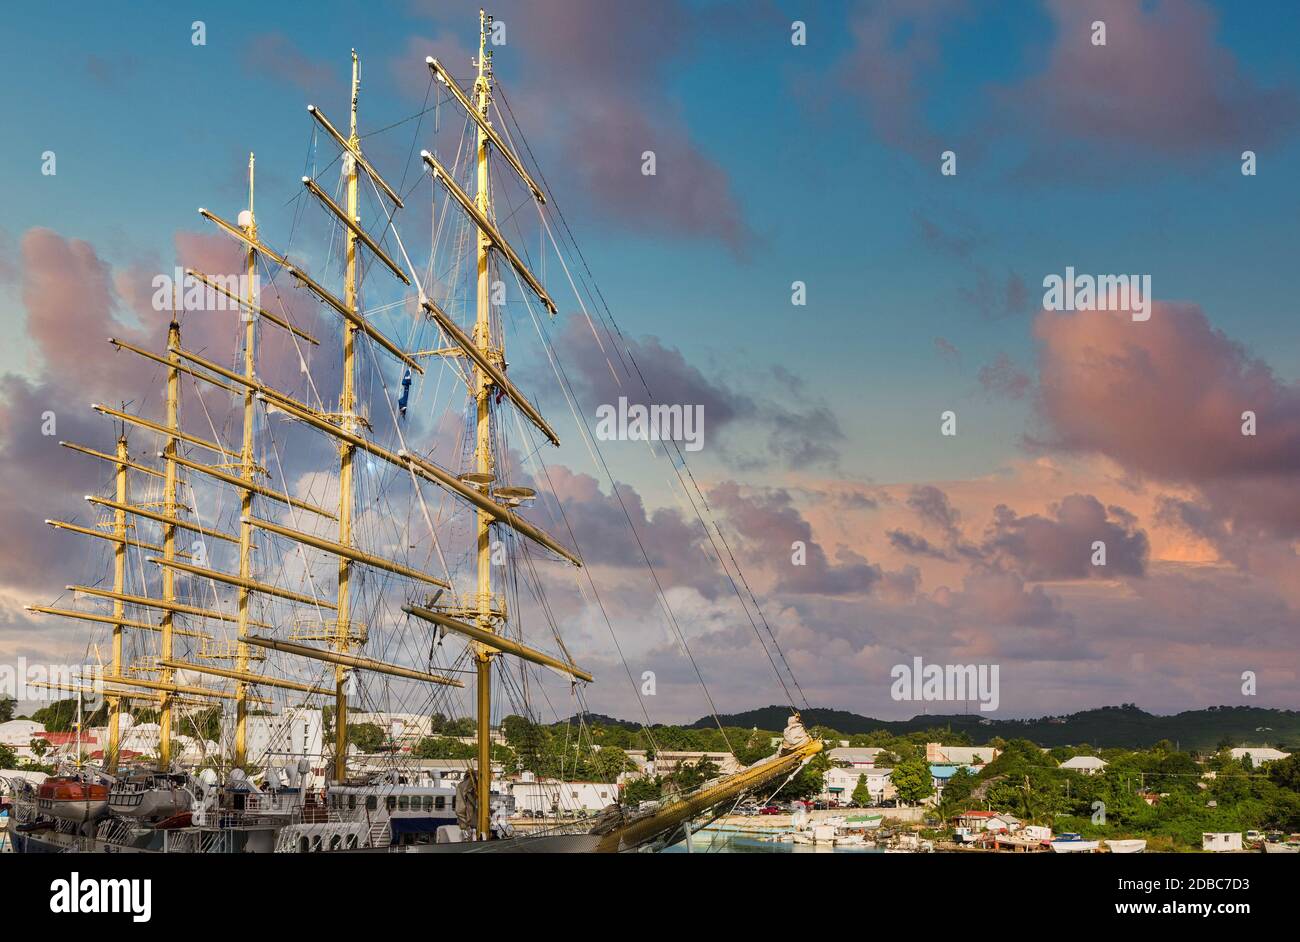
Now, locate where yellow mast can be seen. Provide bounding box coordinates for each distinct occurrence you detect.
[333,50,362,782]
[105,435,129,774]
[473,8,496,841]
[234,153,257,768]
[159,317,181,771]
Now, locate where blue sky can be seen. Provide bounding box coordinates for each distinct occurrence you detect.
[3,1,1299,720]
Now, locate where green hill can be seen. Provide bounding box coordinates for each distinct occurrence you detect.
[679,704,1300,752]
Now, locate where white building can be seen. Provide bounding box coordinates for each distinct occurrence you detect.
[1060,755,1108,774]
[1203,832,1243,852]
[926,743,999,765]
[821,766,894,805]
[511,777,618,815]
[826,747,883,768]
[349,712,432,747]
[221,708,325,773]
[1229,747,1289,765]
[624,750,741,777]
[986,814,1022,833]
[0,720,46,761]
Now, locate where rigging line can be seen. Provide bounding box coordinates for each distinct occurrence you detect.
[357,316,457,594]
[358,159,469,393]
[495,91,808,713]
[261,406,342,619]
[359,88,454,141]
[253,256,327,412]
[505,379,663,756]
[397,73,435,200]
[505,263,733,754]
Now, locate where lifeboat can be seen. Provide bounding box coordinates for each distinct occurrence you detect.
[36,776,109,823]
[108,772,193,820]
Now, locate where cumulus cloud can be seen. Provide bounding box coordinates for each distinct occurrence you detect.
[405,0,758,254]
[1033,302,1300,538]
[1003,0,1300,159]
[982,494,1149,580]
[549,317,844,470]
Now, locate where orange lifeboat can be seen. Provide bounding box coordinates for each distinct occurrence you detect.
[36,776,110,823]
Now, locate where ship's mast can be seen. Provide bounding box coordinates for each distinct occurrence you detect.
[472,8,496,841]
[158,316,181,771]
[234,153,257,767]
[333,51,362,782]
[105,435,129,774]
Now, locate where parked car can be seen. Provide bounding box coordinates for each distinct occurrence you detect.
[759,805,783,815]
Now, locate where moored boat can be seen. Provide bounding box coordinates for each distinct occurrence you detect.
[1105,838,1147,854]
[1051,833,1100,853]
[1262,841,1300,853]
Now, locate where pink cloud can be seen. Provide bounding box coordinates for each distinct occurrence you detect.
[834,0,970,158]
[404,0,756,254]
[242,33,344,98]
[1003,0,1300,157]
[1033,302,1300,537]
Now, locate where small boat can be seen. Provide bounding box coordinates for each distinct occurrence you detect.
[108,771,193,821]
[153,811,193,830]
[36,776,109,823]
[1105,839,1147,854]
[1262,841,1300,854]
[1051,833,1100,853]
[843,814,884,830]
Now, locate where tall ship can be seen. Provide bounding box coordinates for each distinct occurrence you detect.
[4,10,821,853]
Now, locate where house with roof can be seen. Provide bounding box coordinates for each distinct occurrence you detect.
[1059,755,1108,775]
[955,810,998,828]
[827,747,884,769]
[821,765,894,805]
[985,813,1022,833]
[929,763,980,796]
[1229,747,1290,766]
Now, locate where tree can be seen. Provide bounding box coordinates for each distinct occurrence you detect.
[891,757,935,806]
[348,723,389,753]
[669,758,720,792]
[621,775,662,807]
[32,698,79,733]
[591,746,634,783]
[0,743,16,768]
[0,697,15,723]
[939,767,976,809]
[734,729,776,765]
[413,736,475,760]
[850,774,873,807]
[1268,753,1300,792]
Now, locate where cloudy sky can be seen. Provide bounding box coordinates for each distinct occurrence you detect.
[2,0,1298,725]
